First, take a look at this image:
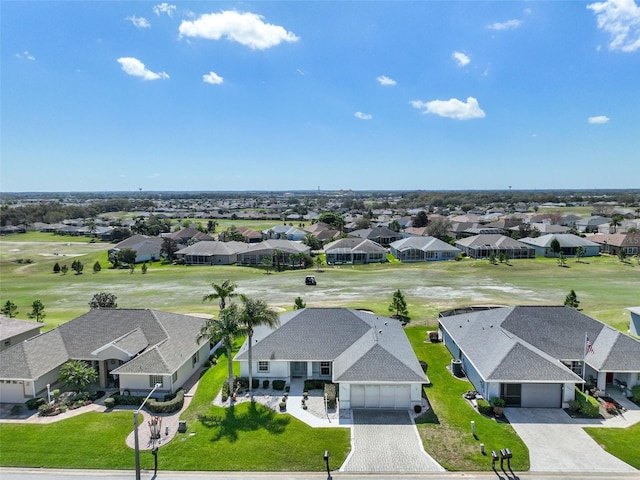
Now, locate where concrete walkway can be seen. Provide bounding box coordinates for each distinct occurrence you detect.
[505,405,639,473]
[340,410,445,473]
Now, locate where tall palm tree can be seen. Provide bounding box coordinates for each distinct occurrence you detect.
[196,304,242,405]
[203,279,237,311]
[238,295,279,401]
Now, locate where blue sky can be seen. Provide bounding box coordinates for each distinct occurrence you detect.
[2,1,639,192]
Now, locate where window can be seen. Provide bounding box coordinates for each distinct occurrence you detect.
[172,372,178,382]
[192,351,200,367]
[149,375,163,388]
[321,362,331,376]
[3,340,10,347]
[258,361,269,372]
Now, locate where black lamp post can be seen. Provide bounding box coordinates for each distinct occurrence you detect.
[323,450,332,480]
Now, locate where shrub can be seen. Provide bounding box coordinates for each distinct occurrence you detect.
[304,379,329,390]
[110,394,145,406]
[279,401,286,411]
[262,379,270,389]
[477,399,492,415]
[252,378,259,389]
[580,401,600,418]
[148,389,184,414]
[324,383,337,409]
[104,397,115,409]
[38,403,56,416]
[59,404,68,413]
[25,397,46,410]
[603,402,617,414]
[272,380,286,391]
[568,400,582,411]
[631,385,640,403]
[221,381,230,402]
[490,397,505,407]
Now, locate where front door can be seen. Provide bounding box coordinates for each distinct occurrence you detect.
[291,362,307,377]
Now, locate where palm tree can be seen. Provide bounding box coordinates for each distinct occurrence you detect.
[238,295,279,401]
[203,279,237,311]
[197,304,242,405]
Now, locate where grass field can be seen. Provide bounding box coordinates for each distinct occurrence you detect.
[584,422,640,470]
[1,232,638,332]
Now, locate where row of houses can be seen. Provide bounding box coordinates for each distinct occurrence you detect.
[2,306,639,409]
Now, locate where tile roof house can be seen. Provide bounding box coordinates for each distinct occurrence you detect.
[519,234,600,257]
[0,309,209,404]
[324,238,387,265]
[389,236,461,262]
[455,234,535,259]
[348,226,403,247]
[175,240,249,265]
[439,306,640,408]
[235,308,428,409]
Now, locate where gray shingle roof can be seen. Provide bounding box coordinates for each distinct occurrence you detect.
[324,237,386,254]
[519,234,599,248]
[235,308,427,384]
[0,309,206,380]
[0,316,41,340]
[390,236,460,252]
[176,241,248,256]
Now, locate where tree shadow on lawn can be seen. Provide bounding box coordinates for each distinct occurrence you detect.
[198,402,290,443]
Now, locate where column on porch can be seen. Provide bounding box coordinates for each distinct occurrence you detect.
[596,371,607,393]
[98,360,109,389]
[307,361,313,379]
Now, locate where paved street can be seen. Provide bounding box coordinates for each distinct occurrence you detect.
[340,410,444,473]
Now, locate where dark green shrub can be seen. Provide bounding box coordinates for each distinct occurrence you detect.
[279,401,286,411]
[304,379,329,390]
[273,380,286,391]
[111,394,145,406]
[104,397,115,409]
[148,389,184,414]
[580,401,600,418]
[38,403,56,416]
[568,400,582,411]
[252,378,259,389]
[25,397,46,410]
[262,379,270,389]
[477,399,492,415]
[324,383,337,409]
[221,380,230,402]
[631,385,640,403]
[490,397,505,407]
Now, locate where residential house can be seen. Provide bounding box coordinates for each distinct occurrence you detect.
[628,307,640,337]
[236,239,310,267]
[389,237,461,262]
[589,233,640,257]
[262,225,307,241]
[235,226,263,243]
[519,234,600,257]
[108,234,163,264]
[0,316,41,352]
[0,309,209,403]
[348,226,403,247]
[235,308,428,409]
[439,306,640,408]
[455,234,535,259]
[324,238,387,265]
[175,241,249,265]
[575,216,610,233]
[304,222,341,243]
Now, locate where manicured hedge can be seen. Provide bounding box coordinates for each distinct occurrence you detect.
[304,379,330,391]
[272,380,286,391]
[148,389,184,414]
[476,398,492,415]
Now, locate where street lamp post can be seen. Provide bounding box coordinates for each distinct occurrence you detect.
[323,450,332,480]
[134,383,161,480]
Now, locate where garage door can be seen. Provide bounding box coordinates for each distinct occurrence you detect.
[0,381,27,403]
[351,384,411,409]
[521,383,562,408]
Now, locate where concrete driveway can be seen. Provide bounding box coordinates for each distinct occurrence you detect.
[340,409,444,473]
[504,408,637,473]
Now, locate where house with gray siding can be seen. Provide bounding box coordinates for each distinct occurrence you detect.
[235,308,427,409]
[0,316,41,352]
[324,238,387,264]
[175,241,248,265]
[519,234,600,257]
[455,234,535,259]
[439,306,640,408]
[390,236,460,262]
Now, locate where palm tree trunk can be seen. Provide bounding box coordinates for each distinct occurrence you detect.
[247,331,254,401]
[226,343,234,405]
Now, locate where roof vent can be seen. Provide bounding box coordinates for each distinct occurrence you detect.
[379,330,383,334]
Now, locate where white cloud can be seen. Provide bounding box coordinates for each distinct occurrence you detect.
[588,0,640,52]
[117,57,169,81]
[411,97,486,120]
[203,71,224,84]
[354,112,373,120]
[487,19,522,30]
[127,16,150,29]
[588,115,610,123]
[377,75,397,86]
[178,10,299,50]
[153,3,176,17]
[16,50,35,61]
[452,51,471,67]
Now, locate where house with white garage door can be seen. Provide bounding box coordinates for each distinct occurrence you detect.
[235,308,428,409]
[439,306,640,408]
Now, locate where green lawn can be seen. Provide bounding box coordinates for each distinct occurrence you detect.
[0,347,350,471]
[406,327,530,471]
[584,422,640,469]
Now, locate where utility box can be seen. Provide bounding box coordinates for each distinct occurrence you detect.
[178,420,187,433]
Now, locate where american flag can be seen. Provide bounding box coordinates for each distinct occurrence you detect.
[586,336,595,355]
